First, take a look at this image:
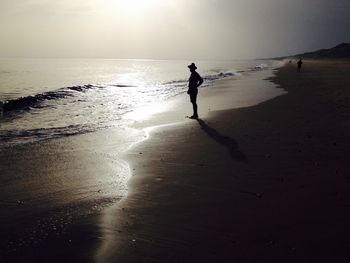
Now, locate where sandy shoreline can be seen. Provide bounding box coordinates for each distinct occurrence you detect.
[96,60,350,262]
[0,64,282,262]
[2,60,350,262]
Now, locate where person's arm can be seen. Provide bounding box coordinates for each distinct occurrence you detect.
[197,74,203,88]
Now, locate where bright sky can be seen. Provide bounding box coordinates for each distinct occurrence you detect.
[0,0,349,59]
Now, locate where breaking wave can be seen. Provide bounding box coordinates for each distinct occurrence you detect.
[1,71,239,114]
[1,85,98,112]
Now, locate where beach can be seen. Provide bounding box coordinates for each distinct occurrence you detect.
[2,59,350,262]
[96,60,350,262]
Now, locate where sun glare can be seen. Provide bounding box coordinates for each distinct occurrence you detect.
[105,0,161,17]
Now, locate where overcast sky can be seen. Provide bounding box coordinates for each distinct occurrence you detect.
[0,0,349,59]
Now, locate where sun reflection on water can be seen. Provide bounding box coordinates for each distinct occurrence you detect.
[123,101,168,122]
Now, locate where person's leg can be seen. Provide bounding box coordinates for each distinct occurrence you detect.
[190,93,198,118]
[191,102,198,117]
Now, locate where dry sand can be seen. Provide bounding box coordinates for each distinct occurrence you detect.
[96,60,350,262]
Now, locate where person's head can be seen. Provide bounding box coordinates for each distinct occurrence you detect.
[188,63,197,72]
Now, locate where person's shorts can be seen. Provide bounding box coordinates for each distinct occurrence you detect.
[189,92,198,103]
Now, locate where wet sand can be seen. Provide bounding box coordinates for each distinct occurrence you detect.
[0,64,282,262]
[0,127,144,262]
[2,60,350,262]
[96,60,350,262]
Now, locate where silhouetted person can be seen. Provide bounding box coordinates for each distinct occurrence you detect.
[297,59,303,72]
[187,63,203,119]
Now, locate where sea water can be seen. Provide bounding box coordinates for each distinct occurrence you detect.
[0,58,276,148]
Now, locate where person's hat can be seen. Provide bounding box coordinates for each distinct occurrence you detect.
[188,63,197,70]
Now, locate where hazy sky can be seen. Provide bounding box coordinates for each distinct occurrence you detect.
[1,0,349,59]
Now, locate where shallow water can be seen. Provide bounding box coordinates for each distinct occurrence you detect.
[0,59,277,147]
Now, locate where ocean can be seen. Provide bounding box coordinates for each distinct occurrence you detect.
[0,58,276,148]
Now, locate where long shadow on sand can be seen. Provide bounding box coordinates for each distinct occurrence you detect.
[196,119,246,161]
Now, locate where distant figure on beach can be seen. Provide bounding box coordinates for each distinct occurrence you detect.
[297,59,303,72]
[187,63,203,119]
